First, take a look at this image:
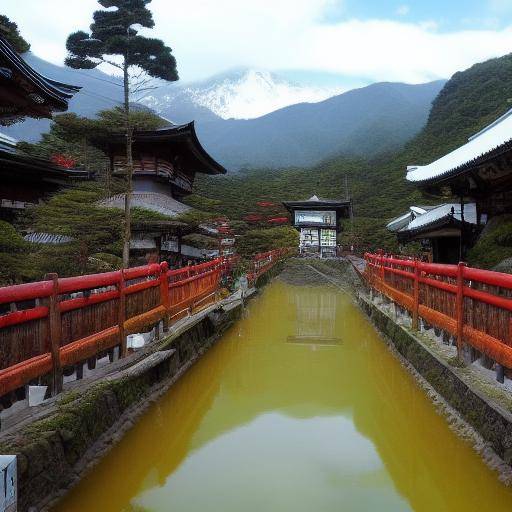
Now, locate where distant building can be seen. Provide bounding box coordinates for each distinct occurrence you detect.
[0,36,84,221]
[99,123,227,264]
[282,195,352,258]
[387,204,478,263]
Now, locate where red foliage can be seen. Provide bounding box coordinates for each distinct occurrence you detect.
[243,214,264,223]
[257,201,276,208]
[51,153,76,169]
[267,217,289,224]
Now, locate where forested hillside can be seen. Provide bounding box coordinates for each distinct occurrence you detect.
[195,80,445,170]
[194,52,512,253]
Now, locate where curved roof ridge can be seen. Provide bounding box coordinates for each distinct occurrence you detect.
[407,107,512,184]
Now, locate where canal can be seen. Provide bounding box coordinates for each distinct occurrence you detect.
[55,280,512,511]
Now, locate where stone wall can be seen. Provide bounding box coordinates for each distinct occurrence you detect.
[359,294,512,469]
[0,301,243,511]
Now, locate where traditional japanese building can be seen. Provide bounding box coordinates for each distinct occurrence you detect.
[406,107,512,224]
[0,36,84,220]
[283,195,352,258]
[0,143,90,221]
[0,35,80,124]
[99,123,227,264]
[101,123,226,211]
[387,203,479,263]
[398,107,512,263]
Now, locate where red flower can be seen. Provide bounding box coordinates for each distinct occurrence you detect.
[51,154,76,169]
[257,201,276,208]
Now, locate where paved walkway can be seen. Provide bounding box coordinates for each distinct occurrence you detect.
[346,255,366,275]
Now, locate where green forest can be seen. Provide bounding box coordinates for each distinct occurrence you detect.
[194,52,512,259]
[5,27,512,283]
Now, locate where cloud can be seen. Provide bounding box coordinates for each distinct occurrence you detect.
[3,0,512,84]
[396,5,410,16]
[489,0,512,13]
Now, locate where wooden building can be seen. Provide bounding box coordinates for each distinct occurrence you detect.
[0,35,84,220]
[407,107,512,225]
[387,203,479,263]
[0,35,80,124]
[283,195,352,258]
[102,122,226,203]
[100,123,227,264]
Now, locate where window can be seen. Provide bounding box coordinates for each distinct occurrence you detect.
[320,229,336,246]
[300,228,319,246]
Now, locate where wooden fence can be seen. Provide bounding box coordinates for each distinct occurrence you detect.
[364,252,512,373]
[0,249,288,406]
[248,248,290,282]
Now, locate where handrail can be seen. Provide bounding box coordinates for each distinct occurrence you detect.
[0,248,291,403]
[364,252,512,373]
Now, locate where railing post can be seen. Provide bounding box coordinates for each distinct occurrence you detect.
[46,273,62,396]
[412,260,419,331]
[456,262,466,359]
[160,262,170,332]
[118,270,127,358]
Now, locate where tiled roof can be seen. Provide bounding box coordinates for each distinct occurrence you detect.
[99,192,192,217]
[407,107,512,184]
[387,203,477,235]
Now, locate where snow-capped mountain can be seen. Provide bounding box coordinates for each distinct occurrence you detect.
[1,55,445,172]
[139,69,346,121]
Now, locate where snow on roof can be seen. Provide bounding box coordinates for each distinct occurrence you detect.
[408,203,477,230]
[387,203,477,234]
[386,205,433,232]
[387,211,414,232]
[406,107,512,183]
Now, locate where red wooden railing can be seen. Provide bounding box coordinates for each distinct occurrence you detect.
[364,252,512,371]
[0,249,289,404]
[248,248,291,283]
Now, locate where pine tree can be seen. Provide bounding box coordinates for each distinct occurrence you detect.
[65,0,178,267]
[0,15,30,53]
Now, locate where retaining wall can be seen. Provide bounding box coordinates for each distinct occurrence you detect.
[359,294,512,468]
[0,295,244,511]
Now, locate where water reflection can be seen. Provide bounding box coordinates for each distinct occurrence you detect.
[287,287,342,345]
[55,282,512,512]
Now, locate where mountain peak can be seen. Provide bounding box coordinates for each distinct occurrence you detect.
[139,68,346,121]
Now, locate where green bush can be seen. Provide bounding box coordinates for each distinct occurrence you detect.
[467,216,512,270]
[237,226,298,258]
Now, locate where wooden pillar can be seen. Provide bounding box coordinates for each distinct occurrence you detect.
[177,229,183,267]
[46,273,63,396]
[459,195,465,262]
[456,262,466,359]
[160,262,170,332]
[118,270,127,358]
[412,259,419,331]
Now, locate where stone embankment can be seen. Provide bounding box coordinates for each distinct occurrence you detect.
[284,257,512,483]
[0,265,286,512]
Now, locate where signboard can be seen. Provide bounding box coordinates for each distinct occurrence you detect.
[295,210,335,226]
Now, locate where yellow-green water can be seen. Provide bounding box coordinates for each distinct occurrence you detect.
[55,282,512,512]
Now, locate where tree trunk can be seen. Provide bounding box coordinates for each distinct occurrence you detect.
[82,136,88,172]
[122,60,133,268]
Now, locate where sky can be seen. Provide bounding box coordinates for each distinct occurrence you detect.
[3,0,512,86]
